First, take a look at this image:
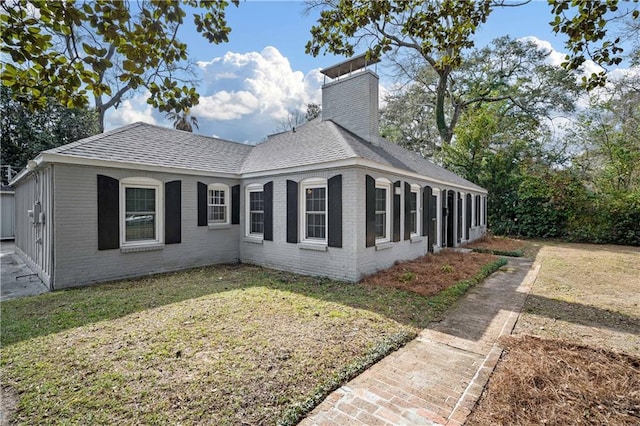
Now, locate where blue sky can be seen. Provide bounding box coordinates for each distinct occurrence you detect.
[104,1,635,143]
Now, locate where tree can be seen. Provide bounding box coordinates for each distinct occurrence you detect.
[305,103,322,121]
[306,0,637,143]
[1,0,238,132]
[166,109,199,133]
[0,86,100,170]
[381,36,579,152]
[275,103,322,132]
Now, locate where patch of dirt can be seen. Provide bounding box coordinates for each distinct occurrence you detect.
[361,250,497,296]
[467,335,640,426]
[0,386,18,426]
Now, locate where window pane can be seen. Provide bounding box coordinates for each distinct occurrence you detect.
[125,187,156,241]
[126,187,155,213]
[306,187,325,212]
[375,212,386,238]
[250,212,264,234]
[375,188,386,211]
[306,213,326,239]
[250,191,264,211]
[410,191,417,233]
[208,205,226,222]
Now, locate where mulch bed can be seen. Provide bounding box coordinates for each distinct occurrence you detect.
[464,234,526,252]
[467,335,640,426]
[361,250,497,296]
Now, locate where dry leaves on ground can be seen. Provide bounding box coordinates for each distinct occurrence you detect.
[361,250,497,296]
[467,335,640,426]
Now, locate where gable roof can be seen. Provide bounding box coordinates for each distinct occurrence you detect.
[15,121,485,192]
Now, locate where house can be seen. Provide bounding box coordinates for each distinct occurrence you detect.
[10,55,487,290]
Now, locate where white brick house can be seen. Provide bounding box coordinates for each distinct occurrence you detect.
[11,56,487,289]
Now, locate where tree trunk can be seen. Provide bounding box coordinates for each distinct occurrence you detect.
[435,70,453,145]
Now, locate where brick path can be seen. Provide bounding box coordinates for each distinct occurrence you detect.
[300,257,540,426]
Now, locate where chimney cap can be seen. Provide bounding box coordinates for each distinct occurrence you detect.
[320,53,381,79]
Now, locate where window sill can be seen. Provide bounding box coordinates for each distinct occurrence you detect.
[298,242,328,252]
[410,235,424,244]
[243,236,264,244]
[208,223,231,230]
[120,243,164,253]
[375,241,393,251]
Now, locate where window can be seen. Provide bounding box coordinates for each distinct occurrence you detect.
[207,184,229,225]
[121,177,163,246]
[375,179,391,242]
[409,185,420,236]
[246,184,264,237]
[301,179,327,242]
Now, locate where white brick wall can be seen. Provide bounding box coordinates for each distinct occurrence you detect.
[322,70,379,143]
[44,163,487,288]
[52,164,241,289]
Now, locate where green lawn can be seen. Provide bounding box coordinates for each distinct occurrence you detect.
[1,261,504,425]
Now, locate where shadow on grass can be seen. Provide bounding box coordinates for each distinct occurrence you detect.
[523,294,640,337]
[2,260,485,347]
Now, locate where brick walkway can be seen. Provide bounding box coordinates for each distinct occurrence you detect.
[300,257,540,426]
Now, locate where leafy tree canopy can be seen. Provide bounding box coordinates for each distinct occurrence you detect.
[0,86,100,172]
[306,0,638,143]
[1,0,238,131]
[381,36,579,152]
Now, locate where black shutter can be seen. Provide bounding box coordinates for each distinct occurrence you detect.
[286,180,298,243]
[393,181,401,242]
[365,175,375,247]
[97,174,119,250]
[328,174,342,248]
[264,181,273,241]
[165,180,181,244]
[404,182,411,240]
[197,182,207,226]
[422,186,431,238]
[231,185,240,225]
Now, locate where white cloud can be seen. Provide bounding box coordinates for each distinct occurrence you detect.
[104,92,158,129]
[194,46,323,141]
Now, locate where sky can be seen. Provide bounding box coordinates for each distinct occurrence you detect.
[103,0,637,144]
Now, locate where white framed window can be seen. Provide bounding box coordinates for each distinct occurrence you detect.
[375,178,392,243]
[207,183,229,225]
[245,184,264,238]
[120,177,163,247]
[300,178,327,243]
[409,184,421,237]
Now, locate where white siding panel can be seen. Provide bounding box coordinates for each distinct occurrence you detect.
[13,165,53,287]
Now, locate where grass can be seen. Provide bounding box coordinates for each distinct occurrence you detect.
[468,242,640,425]
[1,252,506,426]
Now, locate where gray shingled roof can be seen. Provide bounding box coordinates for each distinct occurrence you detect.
[243,120,484,191]
[44,122,253,174]
[42,121,484,191]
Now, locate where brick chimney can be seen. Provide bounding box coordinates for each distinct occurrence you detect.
[320,55,380,144]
